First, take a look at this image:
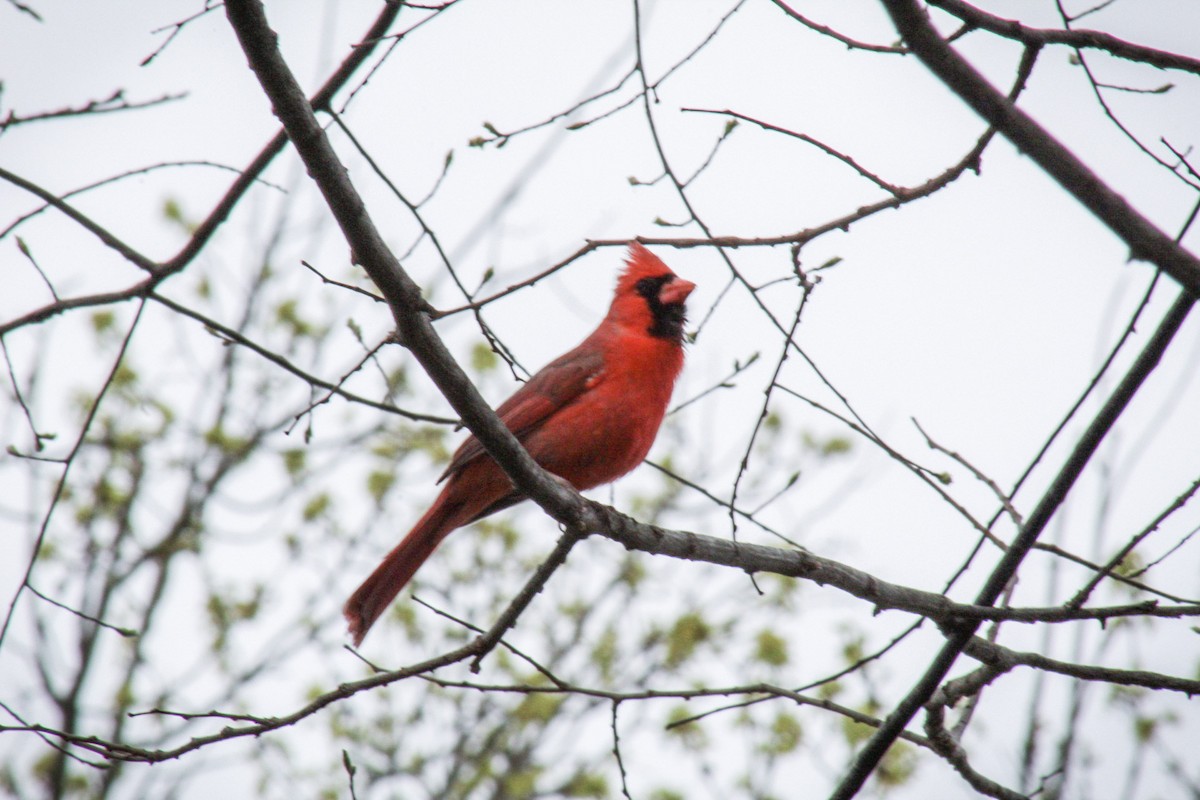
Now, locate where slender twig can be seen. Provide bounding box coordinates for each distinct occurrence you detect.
[962,636,1200,695]
[611,701,634,800]
[0,167,158,272]
[410,596,569,688]
[148,292,455,424]
[468,527,587,672]
[923,667,1026,800]
[1066,473,1200,608]
[23,585,138,638]
[0,90,186,132]
[770,1,906,53]
[142,4,224,66]
[730,298,807,544]
[826,9,1200,792]
[1052,0,1198,189]
[2,336,53,452]
[913,418,1024,527]
[683,108,903,195]
[300,260,385,303]
[0,301,147,647]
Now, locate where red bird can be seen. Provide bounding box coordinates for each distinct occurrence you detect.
[344,242,695,645]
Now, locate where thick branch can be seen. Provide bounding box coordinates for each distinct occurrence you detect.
[832,281,1195,798]
[827,5,1200,796]
[928,0,1200,75]
[223,0,584,540]
[581,502,1200,627]
[883,0,1200,297]
[1,2,405,334]
[830,10,1199,781]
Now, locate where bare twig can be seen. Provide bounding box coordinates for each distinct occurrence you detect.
[0,89,186,132]
[0,301,147,647]
[927,0,1200,75]
[887,1,1200,297]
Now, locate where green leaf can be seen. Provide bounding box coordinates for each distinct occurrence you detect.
[1134,715,1157,742]
[302,492,331,521]
[513,693,562,725]
[754,629,789,667]
[204,424,249,455]
[501,767,541,797]
[618,556,645,588]
[665,612,711,668]
[821,436,851,456]
[366,470,395,505]
[163,197,184,224]
[876,741,916,787]
[282,448,306,477]
[592,627,617,680]
[761,710,803,754]
[471,342,499,374]
[562,771,607,798]
[112,363,137,389]
[91,310,115,333]
[276,299,314,337]
[841,716,875,746]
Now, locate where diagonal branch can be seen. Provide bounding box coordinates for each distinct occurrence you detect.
[225,11,1200,795]
[962,636,1200,696]
[820,6,1200,794]
[1,2,406,334]
[928,0,1200,75]
[831,267,1195,795]
[883,0,1200,298]
[223,0,587,597]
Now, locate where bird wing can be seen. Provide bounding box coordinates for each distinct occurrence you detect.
[438,344,605,482]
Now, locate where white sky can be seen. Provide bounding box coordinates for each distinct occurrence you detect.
[2,1,1199,798]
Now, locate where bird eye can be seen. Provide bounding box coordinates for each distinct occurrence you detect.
[635,275,671,299]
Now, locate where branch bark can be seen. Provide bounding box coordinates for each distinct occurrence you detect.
[830,6,1200,794]
[883,0,1200,298]
[224,8,1198,796]
[223,0,586,564]
[928,0,1200,75]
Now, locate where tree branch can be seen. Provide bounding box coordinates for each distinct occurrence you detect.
[963,636,1200,696]
[223,0,587,603]
[882,0,1200,298]
[928,0,1200,75]
[832,279,1195,797]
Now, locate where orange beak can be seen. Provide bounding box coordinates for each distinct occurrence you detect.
[660,278,696,306]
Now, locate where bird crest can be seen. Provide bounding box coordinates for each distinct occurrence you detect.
[616,241,677,295]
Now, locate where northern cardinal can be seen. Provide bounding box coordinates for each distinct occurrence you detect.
[344,242,695,645]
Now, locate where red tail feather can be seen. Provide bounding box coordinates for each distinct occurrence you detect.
[344,496,459,646]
